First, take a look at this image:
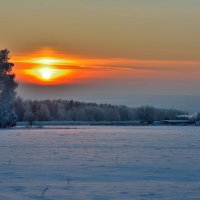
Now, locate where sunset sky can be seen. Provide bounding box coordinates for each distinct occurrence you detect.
[1,0,200,111]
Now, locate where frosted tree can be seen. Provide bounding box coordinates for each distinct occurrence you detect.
[0,49,18,128]
[37,103,51,121]
[23,111,34,126]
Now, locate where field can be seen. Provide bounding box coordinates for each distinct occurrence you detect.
[0,126,200,200]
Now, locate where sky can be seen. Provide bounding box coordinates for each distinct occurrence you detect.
[1,0,200,111]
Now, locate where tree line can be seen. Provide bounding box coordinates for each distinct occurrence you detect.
[14,97,186,123]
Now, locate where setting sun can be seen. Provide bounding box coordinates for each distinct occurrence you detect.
[40,67,53,80]
[24,65,72,83]
[12,49,79,84]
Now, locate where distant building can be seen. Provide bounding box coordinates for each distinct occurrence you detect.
[161,120,194,125]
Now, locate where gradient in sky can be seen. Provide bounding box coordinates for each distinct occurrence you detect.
[1,0,200,111]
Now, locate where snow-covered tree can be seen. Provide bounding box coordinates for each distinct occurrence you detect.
[23,111,34,126]
[37,103,51,121]
[0,49,18,128]
[196,113,200,121]
[14,96,25,121]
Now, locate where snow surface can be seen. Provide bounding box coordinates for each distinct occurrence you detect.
[0,126,200,200]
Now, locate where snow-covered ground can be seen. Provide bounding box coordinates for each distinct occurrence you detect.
[0,126,200,200]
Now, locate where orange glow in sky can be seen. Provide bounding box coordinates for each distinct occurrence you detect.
[13,49,81,85]
[12,48,200,86]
